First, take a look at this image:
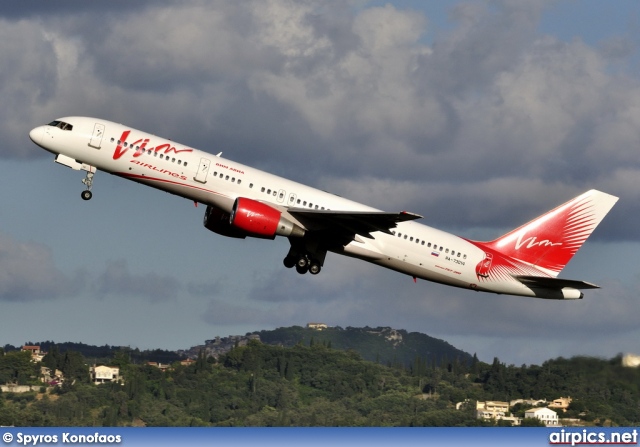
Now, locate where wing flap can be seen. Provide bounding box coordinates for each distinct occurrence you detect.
[288,209,422,241]
[514,275,600,290]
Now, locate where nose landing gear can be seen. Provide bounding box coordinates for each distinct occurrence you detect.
[80,168,96,201]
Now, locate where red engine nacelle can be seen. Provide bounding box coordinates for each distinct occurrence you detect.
[203,205,247,239]
[230,197,305,239]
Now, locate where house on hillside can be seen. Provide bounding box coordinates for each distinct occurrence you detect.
[90,365,121,385]
[476,401,509,419]
[549,397,572,412]
[41,366,64,385]
[475,401,520,426]
[525,407,559,426]
[147,362,170,372]
[307,323,328,330]
[22,345,46,363]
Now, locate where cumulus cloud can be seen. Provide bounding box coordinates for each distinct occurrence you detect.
[7,0,639,209]
[0,232,77,301]
[93,259,181,302]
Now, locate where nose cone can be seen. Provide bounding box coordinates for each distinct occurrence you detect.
[29,126,44,145]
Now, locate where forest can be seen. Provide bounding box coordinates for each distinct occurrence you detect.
[0,340,639,427]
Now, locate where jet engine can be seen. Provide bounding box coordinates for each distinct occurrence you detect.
[229,197,305,239]
[203,198,305,240]
[203,205,247,239]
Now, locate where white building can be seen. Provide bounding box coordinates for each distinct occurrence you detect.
[622,353,640,368]
[525,407,559,426]
[476,401,509,419]
[90,365,120,384]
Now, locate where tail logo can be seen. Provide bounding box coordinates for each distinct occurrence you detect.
[475,252,493,278]
[515,235,562,250]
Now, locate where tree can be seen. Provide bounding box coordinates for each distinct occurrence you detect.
[0,351,37,385]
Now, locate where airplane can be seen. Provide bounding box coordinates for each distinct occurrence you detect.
[29,117,618,300]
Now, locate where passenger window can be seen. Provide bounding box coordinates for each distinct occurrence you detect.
[225,175,229,180]
[421,241,425,245]
[261,187,265,192]
[267,189,271,194]
[404,235,407,240]
[457,253,460,257]
[232,178,235,182]
[238,180,242,185]
[410,237,413,242]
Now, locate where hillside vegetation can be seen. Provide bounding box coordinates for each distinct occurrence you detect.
[1,340,639,427]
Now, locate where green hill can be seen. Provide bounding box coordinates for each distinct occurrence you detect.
[254,325,474,368]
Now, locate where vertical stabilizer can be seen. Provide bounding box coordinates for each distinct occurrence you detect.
[481,190,618,276]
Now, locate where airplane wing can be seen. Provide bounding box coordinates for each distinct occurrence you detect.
[513,275,600,290]
[288,209,422,241]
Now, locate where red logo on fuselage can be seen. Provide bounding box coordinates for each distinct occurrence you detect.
[113,130,193,160]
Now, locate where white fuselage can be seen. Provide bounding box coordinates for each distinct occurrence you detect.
[28,116,560,298]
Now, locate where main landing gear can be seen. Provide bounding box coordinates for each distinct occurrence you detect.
[81,170,95,201]
[283,254,322,275]
[283,241,327,275]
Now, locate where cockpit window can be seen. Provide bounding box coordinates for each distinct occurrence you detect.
[47,120,73,131]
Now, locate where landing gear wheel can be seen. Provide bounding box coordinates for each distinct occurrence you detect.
[296,256,309,269]
[283,256,296,268]
[295,264,309,274]
[81,190,93,201]
[309,263,321,275]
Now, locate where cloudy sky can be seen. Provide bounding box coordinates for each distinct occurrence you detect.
[1,0,639,366]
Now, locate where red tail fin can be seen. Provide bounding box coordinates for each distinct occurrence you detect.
[481,190,618,276]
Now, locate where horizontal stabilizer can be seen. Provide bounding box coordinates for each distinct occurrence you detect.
[514,275,600,290]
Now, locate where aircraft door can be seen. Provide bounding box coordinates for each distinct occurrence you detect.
[287,193,297,207]
[88,123,105,149]
[194,158,211,183]
[277,189,286,203]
